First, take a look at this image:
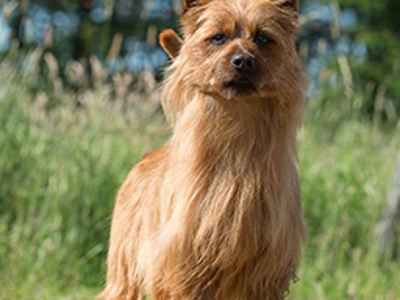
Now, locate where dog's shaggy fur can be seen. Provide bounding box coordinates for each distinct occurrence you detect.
[99,0,308,299]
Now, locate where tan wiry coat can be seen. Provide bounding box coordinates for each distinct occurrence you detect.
[100,0,308,299]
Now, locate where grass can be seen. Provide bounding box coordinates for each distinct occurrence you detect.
[0,69,166,299]
[0,67,399,299]
[291,120,399,299]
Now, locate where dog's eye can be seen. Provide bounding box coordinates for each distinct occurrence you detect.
[210,33,227,45]
[254,34,270,46]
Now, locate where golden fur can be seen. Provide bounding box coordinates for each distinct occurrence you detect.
[159,29,182,59]
[99,0,308,299]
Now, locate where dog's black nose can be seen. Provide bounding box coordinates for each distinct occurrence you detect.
[231,51,255,73]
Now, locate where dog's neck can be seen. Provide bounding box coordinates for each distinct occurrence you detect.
[161,91,301,263]
[168,91,297,166]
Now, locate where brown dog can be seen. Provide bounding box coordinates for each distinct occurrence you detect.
[99,0,308,299]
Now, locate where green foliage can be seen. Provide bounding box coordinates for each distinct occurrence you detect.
[336,0,400,121]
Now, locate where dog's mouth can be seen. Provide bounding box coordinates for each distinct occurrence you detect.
[222,78,258,99]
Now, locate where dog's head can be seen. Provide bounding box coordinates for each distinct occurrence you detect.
[162,0,308,124]
[174,0,304,101]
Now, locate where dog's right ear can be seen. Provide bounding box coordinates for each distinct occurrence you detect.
[182,0,197,15]
[182,0,212,15]
[160,29,182,59]
[180,0,212,37]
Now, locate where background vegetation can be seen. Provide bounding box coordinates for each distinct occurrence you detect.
[0,0,399,299]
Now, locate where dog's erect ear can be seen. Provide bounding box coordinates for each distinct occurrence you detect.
[182,0,212,15]
[159,29,182,59]
[182,0,197,15]
[277,0,298,12]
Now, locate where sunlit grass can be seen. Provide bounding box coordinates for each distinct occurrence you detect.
[0,71,167,299]
[290,119,399,299]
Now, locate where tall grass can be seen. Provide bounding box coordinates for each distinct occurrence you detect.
[291,119,399,299]
[0,66,166,299]
[0,63,399,299]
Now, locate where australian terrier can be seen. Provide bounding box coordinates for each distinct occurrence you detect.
[100,0,308,299]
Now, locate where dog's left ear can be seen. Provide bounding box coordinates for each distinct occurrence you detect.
[277,0,298,12]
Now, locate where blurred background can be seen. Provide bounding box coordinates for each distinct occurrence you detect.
[0,0,399,299]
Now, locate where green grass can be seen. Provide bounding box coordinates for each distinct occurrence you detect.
[0,70,399,299]
[0,72,167,299]
[291,120,399,299]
